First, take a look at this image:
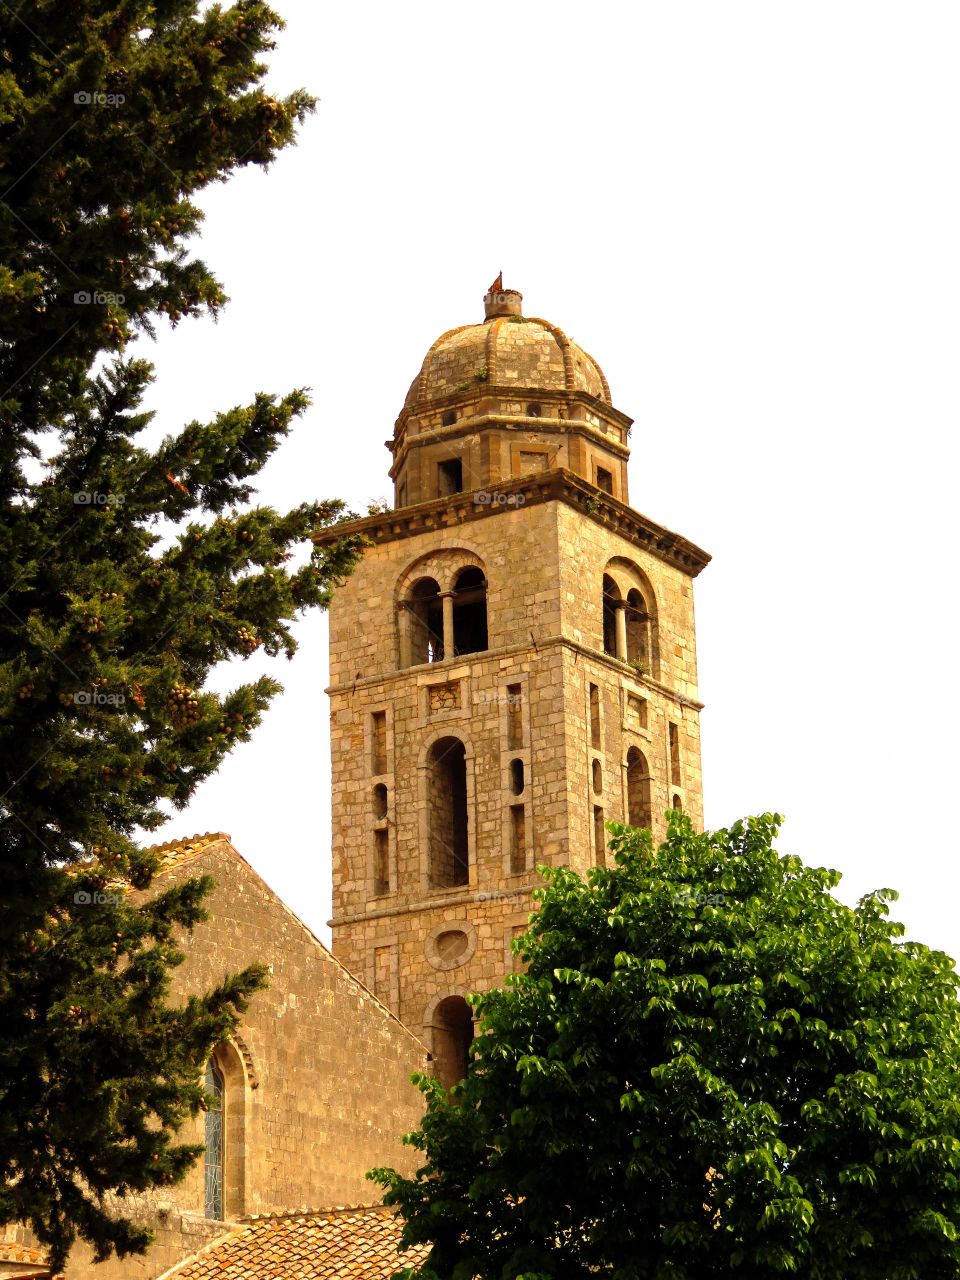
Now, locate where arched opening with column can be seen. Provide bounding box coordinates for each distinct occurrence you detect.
[427,993,474,1090]
[604,559,660,677]
[626,746,652,831]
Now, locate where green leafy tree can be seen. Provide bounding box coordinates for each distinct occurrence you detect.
[374,814,960,1280]
[0,2,363,1269]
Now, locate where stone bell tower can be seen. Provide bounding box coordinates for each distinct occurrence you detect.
[317,281,710,1087]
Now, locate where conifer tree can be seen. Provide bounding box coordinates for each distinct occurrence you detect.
[0,2,362,1267]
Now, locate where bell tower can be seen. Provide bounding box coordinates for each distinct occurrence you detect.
[318,282,710,1087]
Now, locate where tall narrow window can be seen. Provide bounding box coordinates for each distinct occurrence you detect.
[669,722,681,785]
[374,828,390,896]
[602,575,621,657]
[427,737,469,888]
[626,746,652,830]
[374,945,394,1010]
[506,684,523,749]
[452,567,487,655]
[672,794,683,812]
[596,466,613,495]
[594,805,606,866]
[589,683,601,748]
[371,712,387,775]
[509,804,526,874]
[204,1059,224,1220]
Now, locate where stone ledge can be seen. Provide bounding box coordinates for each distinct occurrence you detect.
[313,467,710,578]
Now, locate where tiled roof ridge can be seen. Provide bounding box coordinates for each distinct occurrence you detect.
[241,1203,393,1223]
[0,1240,49,1264]
[144,831,230,856]
[153,1227,244,1280]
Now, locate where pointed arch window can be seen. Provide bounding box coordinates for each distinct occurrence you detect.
[204,1058,224,1220]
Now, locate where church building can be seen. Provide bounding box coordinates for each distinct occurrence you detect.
[0,283,709,1279]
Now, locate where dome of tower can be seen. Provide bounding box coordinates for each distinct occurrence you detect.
[401,282,611,414]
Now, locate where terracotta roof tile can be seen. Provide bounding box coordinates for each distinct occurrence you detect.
[157,1205,429,1279]
[0,1237,52,1277]
[143,831,231,873]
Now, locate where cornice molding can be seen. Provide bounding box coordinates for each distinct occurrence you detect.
[314,467,711,578]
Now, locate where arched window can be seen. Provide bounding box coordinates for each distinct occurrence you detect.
[427,737,469,888]
[202,1042,248,1220]
[204,1059,224,1220]
[625,588,651,670]
[602,574,621,657]
[452,567,487,656]
[672,794,683,812]
[432,995,474,1090]
[626,746,652,831]
[603,560,661,677]
[404,577,443,666]
[509,758,524,795]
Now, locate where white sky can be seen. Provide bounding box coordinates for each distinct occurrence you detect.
[143,1,960,957]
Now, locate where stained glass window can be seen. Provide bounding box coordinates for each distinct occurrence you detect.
[204,1058,224,1219]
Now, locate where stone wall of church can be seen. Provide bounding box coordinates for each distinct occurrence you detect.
[60,839,427,1280]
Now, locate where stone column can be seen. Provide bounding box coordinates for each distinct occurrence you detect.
[615,601,628,661]
[440,591,455,660]
[398,602,412,668]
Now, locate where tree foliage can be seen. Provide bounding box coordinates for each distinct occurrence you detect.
[0,2,363,1268]
[374,814,960,1280]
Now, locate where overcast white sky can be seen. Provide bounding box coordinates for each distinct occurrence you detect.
[143,1,960,956]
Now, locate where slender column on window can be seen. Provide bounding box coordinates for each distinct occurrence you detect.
[440,591,455,661]
[398,602,413,669]
[615,601,628,661]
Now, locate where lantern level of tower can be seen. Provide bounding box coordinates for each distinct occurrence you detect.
[389,284,632,510]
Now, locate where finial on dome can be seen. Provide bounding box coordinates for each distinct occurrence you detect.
[483,273,522,320]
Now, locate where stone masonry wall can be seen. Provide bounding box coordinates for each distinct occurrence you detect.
[328,494,704,1059]
[61,840,427,1280]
